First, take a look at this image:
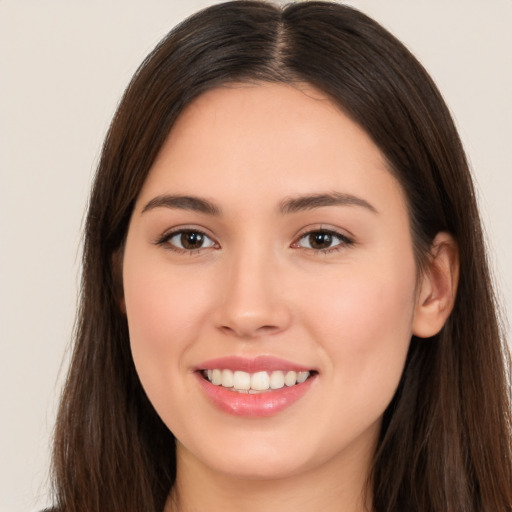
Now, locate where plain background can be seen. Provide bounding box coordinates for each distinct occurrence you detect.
[1,1,511,511]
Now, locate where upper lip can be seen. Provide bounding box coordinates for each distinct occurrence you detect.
[195,355,314,373]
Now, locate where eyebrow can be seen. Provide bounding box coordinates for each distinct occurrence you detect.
[141,191,377,217]
[141,195,221,216]
[278,192,378,215]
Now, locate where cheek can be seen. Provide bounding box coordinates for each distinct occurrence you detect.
[303,260,416,394]
[122,256,214,383]
[122,260,219,430]
[309,265,414,329]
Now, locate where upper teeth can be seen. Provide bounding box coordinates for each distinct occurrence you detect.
[204,369,310,393]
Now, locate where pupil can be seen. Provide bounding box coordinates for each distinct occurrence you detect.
[310,232,332,249]
[182,232,203,249]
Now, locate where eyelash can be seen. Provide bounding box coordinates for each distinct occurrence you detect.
[292,228,354,254]
[155,228,354,255]
[155,228,217,255]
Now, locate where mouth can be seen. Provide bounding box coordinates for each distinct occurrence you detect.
[195,356,317,417]
[200,368,314,393]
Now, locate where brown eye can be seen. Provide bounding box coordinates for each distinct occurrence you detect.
[308,232,334,250]
[295,230,352,252]
[181,231,205,249]
[165,230,216,251]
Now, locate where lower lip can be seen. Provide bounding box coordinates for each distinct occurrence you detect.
[195,373,315,417]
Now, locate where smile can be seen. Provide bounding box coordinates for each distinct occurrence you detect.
[195,356,317,417]
[202,369,311,393]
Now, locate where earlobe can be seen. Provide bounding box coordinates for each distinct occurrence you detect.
[412,232,459,338]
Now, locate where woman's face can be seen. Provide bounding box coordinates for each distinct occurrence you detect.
[122,83,422,481]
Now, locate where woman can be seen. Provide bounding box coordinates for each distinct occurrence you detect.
[50,1,512,511]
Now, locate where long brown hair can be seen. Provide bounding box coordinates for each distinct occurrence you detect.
[51,2,512,511]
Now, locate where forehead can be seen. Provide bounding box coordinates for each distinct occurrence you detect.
[160,82,386,172]
[137,82,407,220]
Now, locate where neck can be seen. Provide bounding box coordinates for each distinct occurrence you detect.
[165,440,374,512]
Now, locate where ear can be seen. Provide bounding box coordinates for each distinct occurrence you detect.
[111,247,127,315]
[412,232,459,338]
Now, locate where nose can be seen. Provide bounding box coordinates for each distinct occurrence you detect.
[213,246,292,339]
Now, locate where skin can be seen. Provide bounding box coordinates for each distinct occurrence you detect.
[122,83,458,512]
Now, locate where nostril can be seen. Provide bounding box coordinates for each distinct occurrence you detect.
[256,325,280,334]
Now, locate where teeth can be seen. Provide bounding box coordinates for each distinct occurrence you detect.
[203,369,311,392]
[297,371,309,383]
[284,370,297,386]
[269,370,285,390]
[233,371,251,390]
[211,369,222,385]
[251,371,270,391]
[221,369,234,388]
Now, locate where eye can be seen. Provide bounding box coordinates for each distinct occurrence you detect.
[294,229,353,252]
[158,229,217,252]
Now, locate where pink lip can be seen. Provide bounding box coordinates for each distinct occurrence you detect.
[195,374,315,417]
[196,355,313,373]
[194,356,317,418]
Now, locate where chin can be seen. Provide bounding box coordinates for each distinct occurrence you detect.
[207,451,313,481]
[176,427,331,482]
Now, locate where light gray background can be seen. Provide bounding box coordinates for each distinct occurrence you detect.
[1,1,511,511]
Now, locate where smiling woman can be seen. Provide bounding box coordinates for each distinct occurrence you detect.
[123,82,455,496]
[48,2,511,512]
